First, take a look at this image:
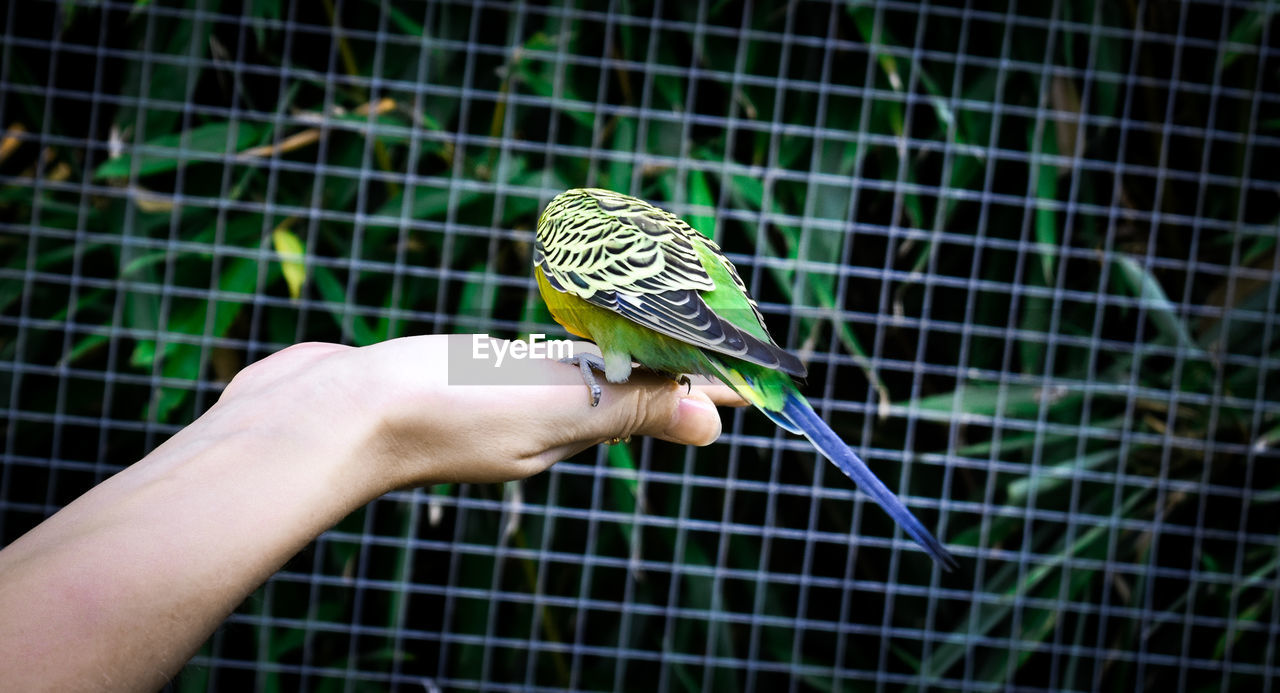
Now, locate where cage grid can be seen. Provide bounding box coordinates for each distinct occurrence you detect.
[2,0,1278,690]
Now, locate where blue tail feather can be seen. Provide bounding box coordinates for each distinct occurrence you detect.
[761,404,803,435]
[780,393,957,571]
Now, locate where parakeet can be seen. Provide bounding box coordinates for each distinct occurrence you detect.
[533,188,956,570]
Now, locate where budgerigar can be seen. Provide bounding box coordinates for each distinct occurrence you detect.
[533,188,956,570]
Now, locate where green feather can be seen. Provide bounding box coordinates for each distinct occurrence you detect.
[690,240,774,344]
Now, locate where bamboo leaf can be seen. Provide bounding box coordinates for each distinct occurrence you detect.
[1112,255,1208,359]
[271,225,307,300]
[94,121,267,180]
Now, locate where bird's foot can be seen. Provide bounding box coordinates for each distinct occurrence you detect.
[560,356,693,407]
[560,353,608,407]
[655,370,693,395]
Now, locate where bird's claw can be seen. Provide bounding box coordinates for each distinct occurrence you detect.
[658,371,693,394]
[560,353,607,407]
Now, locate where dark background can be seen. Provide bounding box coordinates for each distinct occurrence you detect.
[2,0,1277,690]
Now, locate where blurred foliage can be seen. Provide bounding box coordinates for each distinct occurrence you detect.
[2,0,1278,690]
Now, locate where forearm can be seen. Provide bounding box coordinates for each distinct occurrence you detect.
[0,399,383,691]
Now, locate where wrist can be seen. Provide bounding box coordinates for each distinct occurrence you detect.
[202,356,393,514]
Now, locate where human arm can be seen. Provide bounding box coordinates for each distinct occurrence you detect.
[0,335,743,691]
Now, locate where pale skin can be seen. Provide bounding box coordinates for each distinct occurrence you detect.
[0,335,745,691]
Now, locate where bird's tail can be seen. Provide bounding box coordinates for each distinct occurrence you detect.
[778,392,958,571]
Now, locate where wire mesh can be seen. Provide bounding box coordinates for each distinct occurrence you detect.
[2,0,1278,690]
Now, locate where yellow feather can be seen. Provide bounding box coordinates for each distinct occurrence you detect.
[535,266,597,341]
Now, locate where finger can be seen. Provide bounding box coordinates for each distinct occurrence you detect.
[558,346,747,407]
[687,376,750,407]
[655,391,724,446]
[593,374,724,447]
[452,338,733,449]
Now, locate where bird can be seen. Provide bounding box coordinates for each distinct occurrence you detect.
[532,187,956,570]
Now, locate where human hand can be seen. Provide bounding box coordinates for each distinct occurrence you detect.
[216,334,746,496]
[0,334,745,691]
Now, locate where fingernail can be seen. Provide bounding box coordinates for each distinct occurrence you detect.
[666,396,721,446]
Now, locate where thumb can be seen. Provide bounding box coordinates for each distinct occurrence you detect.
[592,374,745,447]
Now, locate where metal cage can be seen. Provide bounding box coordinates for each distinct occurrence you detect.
[2,0,1277,690]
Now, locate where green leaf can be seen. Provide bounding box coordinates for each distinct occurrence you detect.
[908,382,1082,423]
[135,255,260,422]
[271,227,307,300]
[94,121,267,180]
[113,10,214,139]
[1034,128,1059,284]
[1112,255,1208,359]
[374,183,481,221]
[607,117,636,190]
[925,488,1150,683]
[1006,448,1120,502]
[686,168,715,238]
[1222,0,1278,71]
[848,4,902,92]
[606,443,641,546]
[361,0,420,35]
[312,265,380,346]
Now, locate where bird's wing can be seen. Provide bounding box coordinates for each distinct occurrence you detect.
[535,188,804,376]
